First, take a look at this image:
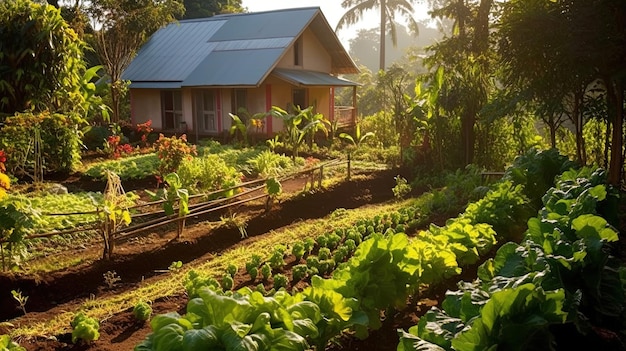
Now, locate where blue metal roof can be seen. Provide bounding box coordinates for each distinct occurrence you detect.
[123,7,358,88]
[272,68,358,87]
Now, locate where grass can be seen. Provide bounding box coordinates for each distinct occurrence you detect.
[8,194,436,340]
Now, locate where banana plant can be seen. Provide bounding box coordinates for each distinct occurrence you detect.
[339,123,375,150]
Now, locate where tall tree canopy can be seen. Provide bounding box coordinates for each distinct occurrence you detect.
[87,0,184,123]
[336,0,420,71]
[181,0,244,19]
[497,0,626,185]
[0,0,87,119]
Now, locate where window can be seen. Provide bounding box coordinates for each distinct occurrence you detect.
[294,38,303,66]
[194,90,216,132]
[231,89,247,118]
[162,90,182,130]
[292,88,306,110]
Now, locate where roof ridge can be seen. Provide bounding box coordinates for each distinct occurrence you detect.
[176,6,321,23]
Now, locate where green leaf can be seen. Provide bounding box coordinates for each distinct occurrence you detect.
[572,214,618,242]
[181,326,221,350]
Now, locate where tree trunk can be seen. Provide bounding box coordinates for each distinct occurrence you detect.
[606,77,624,186]
[573,89,585,164]
[379,0,386,71]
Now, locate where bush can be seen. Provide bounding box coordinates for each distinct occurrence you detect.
[81,125,111,151]
[177,154,241,194]
[154,134,196,177]
[0,112,81,175]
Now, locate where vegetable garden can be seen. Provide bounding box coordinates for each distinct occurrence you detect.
[0,146,624,351]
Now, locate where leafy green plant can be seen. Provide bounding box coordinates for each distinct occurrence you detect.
[226,264,238,278]
[220,212,248,239]
[184,270,221,299]
[318,247,332,260]
[269,250,285,270]
[168,260,183,272]
[0,334,24,351]
[260,263,271,281]
[133,301,153,322]
[0,198,39,271]
[247,267,258,281]
[292,264,308,282]
[292,242,306,261]
[177,154,242,195]
[339,123,375,151]
[273,273,288,290]
[70,312,100,344]
[392,175,412,200]
[11,289,28,315]
[265,177,282,211]
[146,172,189,239]
[221,274,234,291]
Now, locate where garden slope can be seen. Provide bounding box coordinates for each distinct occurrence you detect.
[0,169,400,321]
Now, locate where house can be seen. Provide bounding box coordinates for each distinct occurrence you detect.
[122,7,360,140]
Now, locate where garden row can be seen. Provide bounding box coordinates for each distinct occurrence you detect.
[125,150,577,350]
[398,166,625,350]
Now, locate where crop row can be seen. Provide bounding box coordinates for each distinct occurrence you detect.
[132,157,540,351]
[398,166,625,350]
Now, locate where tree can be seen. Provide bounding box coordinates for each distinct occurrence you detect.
[87,0,184,123]
[497,0,626,185]
[336,0,420,71]
[0,0,86,118]
[181,0,244,19]
[425,0,495,166]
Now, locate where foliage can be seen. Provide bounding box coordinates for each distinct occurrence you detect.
[0,198,39,271]
[336,0,420,70]
[0,0,89,117]
[0,150,9,200]
[392,175,412,200]
[399,166,625,350]
[269,106,328,160]
[146,173,189,238]
[177,153,242,196]
[503,148,577,210]
[71,312,100,344]
[154,134,197,178]
[181,0,244,19]
[88,0,184,123]
[135,287,316,351]
[339,123,375,152]
[11,289,28,315]
[0,335,24,351]
[229,110,266,146]
[246,150,292,178]
[84,153,159,180]
[133,301,153,322]
[0,111,82,175]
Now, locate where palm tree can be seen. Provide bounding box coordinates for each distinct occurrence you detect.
[336,0,419,71]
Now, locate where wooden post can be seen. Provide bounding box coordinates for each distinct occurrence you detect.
[347,153,351,180]
[318,165,324,188]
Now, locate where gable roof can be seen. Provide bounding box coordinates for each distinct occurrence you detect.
[123,7,358,89]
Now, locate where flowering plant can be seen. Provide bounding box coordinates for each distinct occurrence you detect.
[104,135,134,159]
[136,120,153,146]
[0,150,9,199]
[154,134,197,178]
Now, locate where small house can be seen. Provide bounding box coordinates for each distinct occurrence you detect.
[122,7,360,140]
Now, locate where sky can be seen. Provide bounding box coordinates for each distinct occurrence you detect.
[240,1,431,50]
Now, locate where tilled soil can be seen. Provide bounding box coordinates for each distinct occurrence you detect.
[1,169,415,350]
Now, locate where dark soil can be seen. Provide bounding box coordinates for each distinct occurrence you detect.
[3,170,624,351]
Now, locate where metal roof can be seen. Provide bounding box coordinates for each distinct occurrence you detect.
[123,7,358,89]
[272,68,359,87]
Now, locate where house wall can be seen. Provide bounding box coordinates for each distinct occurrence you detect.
[130,89,162,129]
[277,28,331,72]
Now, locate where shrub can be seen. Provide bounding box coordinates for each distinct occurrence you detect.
[132,301,152,322]
[0,112,81,175]
[154,134,196,177]
[70,312,99,344]
[177,154,241,194]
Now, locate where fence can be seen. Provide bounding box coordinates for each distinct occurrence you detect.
[0,158,352,262]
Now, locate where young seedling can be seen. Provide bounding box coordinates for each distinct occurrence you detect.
[103,270,121,288]
[11,290,28,315]
[132,301,153,322]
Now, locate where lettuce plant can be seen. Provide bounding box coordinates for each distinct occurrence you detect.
[70,312,100,344]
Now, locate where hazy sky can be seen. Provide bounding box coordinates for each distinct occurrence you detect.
[240,1,431,49]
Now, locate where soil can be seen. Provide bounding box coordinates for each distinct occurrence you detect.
[2,168,625,351]
[1,167,436,351]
